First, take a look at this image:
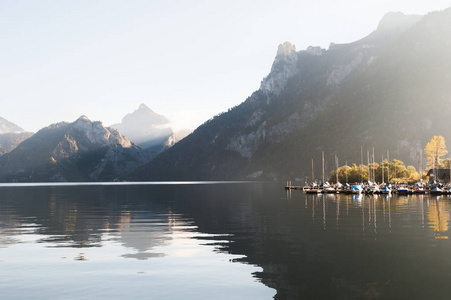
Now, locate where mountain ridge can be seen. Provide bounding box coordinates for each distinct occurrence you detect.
[129,8,451,181]
[0,116,151,182]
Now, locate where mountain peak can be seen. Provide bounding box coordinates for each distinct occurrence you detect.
[276,42,296,57]
[376,11,422,34]
[260,42,299,95]
[76,115,91,122]
[0,116,149,182]
[138,103,153,112]
[110,104,173,147]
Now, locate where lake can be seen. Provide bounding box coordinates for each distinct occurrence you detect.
[1,182,451,299]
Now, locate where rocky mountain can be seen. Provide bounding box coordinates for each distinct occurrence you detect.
[129,8,451,181]
[0,116,152,182]
[0,116,34,155]
[110,104,191,160]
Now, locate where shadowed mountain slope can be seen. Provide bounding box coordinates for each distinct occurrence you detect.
[130,8,451,181]
[0,116,152,182]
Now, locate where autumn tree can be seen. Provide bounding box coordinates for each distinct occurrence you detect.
[424,136,448,170]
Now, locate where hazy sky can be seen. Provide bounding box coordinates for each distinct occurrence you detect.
[1,1,450,132]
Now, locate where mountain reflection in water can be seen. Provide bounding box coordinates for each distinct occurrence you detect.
[1,183,451,299]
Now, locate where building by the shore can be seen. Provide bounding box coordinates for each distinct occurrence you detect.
[427,169,451,183]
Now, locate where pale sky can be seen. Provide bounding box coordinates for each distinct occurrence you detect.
[1,0,450,132]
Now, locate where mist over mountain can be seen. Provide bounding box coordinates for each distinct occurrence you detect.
[110,104,190,157]
[0,116,25,134]
[130,8,451,181]
[0,116,151,182]
[111,104,172,147]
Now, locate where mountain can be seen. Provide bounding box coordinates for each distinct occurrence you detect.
[110,104,191,159]
[0,116,34,155]
[111,104,170,147]
[129,8,451,181]
[0,132,34,155]
[0,116,151,182]
[0,116,24,134]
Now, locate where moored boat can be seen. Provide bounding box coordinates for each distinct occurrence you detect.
[321,181,337,193]
[350,184,363,194]
[304,182,320,194]
[430,184,443,195]
[365,181,380,194]
[380,183,392,194]
[413,181,426,194]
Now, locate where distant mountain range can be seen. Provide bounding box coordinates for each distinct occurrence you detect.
[1,8,450,183]
[0,116,151,182]
[0,105,192,182]
[130,8,451,181]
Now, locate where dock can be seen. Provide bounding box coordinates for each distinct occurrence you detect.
[285,181,451,195]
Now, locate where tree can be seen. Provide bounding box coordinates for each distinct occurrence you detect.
[439,158,451,169]
[424,136,448,170]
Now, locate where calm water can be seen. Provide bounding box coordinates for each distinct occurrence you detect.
[1,183,451,299]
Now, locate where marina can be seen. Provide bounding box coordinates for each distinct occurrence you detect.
[286,181,450,195]
[287,146,451,196]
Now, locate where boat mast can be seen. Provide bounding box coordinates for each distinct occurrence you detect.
[361,146,363,183]
[387,150,390,183]
[419,149,422,180]
[372,147,375,183]
[322,151,325,184]
[382,154,384,183]
[312,158,314,183]
[346,160,348,184]
[335,154,339,183]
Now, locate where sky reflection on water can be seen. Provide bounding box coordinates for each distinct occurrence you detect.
[2,183,451,299]
[0,184,274,299]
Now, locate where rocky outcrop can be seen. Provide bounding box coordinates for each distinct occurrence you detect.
[0,116,151,182]
[260,42,299,95]
[129,8,451,181]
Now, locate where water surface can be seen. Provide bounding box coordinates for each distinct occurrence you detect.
[1,183,451,299]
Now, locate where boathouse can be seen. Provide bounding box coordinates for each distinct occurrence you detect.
[426,169,451,183]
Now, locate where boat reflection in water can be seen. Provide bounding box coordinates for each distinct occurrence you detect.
[2,183,451,299]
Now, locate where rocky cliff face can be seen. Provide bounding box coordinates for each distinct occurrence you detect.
[0,116,151,182]
[129,8,451,181]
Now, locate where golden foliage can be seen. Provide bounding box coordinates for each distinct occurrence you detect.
[424,135,448,169]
